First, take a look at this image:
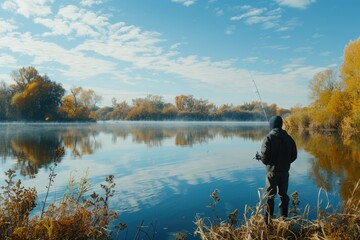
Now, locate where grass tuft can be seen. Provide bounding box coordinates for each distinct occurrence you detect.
[195,183,360,240]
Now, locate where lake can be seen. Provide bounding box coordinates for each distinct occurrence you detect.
[0,122,359,239]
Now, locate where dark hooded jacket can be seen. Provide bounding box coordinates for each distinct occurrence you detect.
[260,116,297,173]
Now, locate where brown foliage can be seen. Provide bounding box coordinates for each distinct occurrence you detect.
[195,183,360,240]
[0,151,120,239]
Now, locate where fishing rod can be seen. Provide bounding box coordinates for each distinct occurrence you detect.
[247,70,269,122]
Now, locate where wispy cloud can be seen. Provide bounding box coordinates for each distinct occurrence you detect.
[0,32,117,80]
[280,35,291,39]
[230,7,267,21]
[0,0,332,108]
[80,0,104,7]
[34,5,109,37]
[294,46,313,53]
[320,51,332,56]
[258,45,289,51]
[214,7,224,16]
[275,0,316,9]
[171,0,197,7]
[0,54,17,67]
[312,33,323,39]
[243,57,259,63]
[225,25,236,35]
[1,0,52,18]
[230,6,282,30]
[0,19,18,33]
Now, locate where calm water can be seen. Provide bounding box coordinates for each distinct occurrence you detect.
[1,122,359,239]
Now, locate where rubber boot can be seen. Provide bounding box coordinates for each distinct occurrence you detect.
[279,202,288,218]
[264,198,274,224]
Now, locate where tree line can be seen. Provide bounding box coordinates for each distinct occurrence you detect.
[95,95,289,121]
[285,38,360,138]
[0,66,289,122]
[0,67,101,121]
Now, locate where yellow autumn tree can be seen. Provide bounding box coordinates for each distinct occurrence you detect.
[341,38,360,137]
[307,69,344,129]
[59,86,101,120]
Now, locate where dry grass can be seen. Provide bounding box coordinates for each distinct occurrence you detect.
[195,183,360,240]
[0,147,123,240]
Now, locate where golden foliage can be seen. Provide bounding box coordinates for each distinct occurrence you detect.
[195,183,360,240]
[286,38,360,137]
[0,167,120,240]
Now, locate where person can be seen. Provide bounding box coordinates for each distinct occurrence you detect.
[256,115,297,223]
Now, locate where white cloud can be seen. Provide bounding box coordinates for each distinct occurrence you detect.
[0,32,117,80]
[34,5,109,37]
[0,19,17,33]
[171,0,197,7]
[230,6,282,30]
[1,0,52,18]
[0,54,17,67]
[231,8,267,21]
[275,0,316,9]
[0,2,323,107]
[80,0,104,7]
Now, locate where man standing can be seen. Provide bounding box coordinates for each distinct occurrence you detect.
[256,116,297,223]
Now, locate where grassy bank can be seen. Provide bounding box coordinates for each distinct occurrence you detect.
[195,185,360,240]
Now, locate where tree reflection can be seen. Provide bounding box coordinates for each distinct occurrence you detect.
[291,130,360,201]
[105,124,268,147]
[5,129,62,178]
[0,123,268,177]
[0,124,102,177]
[60,125,102,157]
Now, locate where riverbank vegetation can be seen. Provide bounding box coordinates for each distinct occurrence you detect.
[195,182,360,240]
[0,66,289,122]
[2,161,360,239]
[285,38,360,138]
[0,147,122,240]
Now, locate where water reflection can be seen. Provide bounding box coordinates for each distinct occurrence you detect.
[0,122,268,178]
[0,125,62,177]
[290,130,360,201]
[1,122,359,203]
[1,122,360,239]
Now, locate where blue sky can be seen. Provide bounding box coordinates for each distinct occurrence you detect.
[0,0,358,108]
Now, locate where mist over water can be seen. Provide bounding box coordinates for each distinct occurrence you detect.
[0,122,358,239]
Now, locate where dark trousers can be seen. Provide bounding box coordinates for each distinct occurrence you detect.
[264,171,290,221]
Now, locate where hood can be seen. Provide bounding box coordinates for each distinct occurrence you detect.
[269,116,283,129]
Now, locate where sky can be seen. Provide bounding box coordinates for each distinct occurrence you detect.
[0,0,359,109]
